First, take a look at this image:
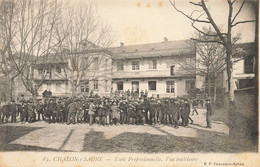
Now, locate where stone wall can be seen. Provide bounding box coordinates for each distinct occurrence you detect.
[226,87,258,145]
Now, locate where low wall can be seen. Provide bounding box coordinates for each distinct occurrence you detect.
[226,87,258,144]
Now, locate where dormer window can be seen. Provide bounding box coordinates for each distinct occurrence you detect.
[149,60,157,69]
[132,61,139,70]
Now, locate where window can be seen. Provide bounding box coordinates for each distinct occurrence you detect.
[38,68,43,74]
[56,83,61,91]
[132,61,139,70]
[117,81,123,90]
[238,79,254,89]
[93,58,98,69]
[132,81,139,92]
[148,81,156,90]
[148,60,157,69]
[170,65,175,75]
[81,81,89,93]
[47,68,52,79]
[47,83,52,90]
[166,81,175,93]
[244,56,254,73]
[56,66,61,74]
[185,80,195,92]
[117,61,124,71]
[93,80,98,90]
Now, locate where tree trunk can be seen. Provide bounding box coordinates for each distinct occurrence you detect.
[32,91,37,106]
[206,67,210,98]
[9,78,15,102]
[213,75,217,104]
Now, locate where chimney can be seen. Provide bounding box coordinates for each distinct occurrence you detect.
[163,37,168,42]
[120,42,124,47]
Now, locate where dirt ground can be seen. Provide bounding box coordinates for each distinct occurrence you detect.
[0,108,257,152]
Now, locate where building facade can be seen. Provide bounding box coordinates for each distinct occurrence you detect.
[109,39,196,98]
[13,49,112,99]
[10,39,255,100]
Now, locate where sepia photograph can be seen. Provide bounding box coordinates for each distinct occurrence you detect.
[0,0,258,166]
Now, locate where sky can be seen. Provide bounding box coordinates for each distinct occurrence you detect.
[72,0,256,47]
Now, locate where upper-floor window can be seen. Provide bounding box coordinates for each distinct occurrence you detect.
[47,68,52,79]
[117,61,124,71]
[93,79,98,90]
[170,65,175,75]
[132,61,139,70]
[244,55,254,74]
[81,81,89,93]
[93,58,98,70]
[148,60,157,69]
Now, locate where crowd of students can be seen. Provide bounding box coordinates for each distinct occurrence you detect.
[0,95,208,128]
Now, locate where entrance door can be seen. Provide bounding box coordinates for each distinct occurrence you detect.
[131,81,139,93]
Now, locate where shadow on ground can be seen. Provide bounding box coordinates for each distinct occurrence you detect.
[0,126,64,151]
[83,126,257,153]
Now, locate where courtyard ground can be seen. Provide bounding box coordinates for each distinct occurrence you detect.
[0,108,257,152]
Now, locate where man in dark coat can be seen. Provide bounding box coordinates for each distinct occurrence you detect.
[181,99,191,127]
[36,101,45,121]
[56,100,63,123]
[20,100,28,123]
[192,99,198,115]
[1,103,11,123]
[67,101,76,125]
[27,101,35,123]
[10,101,18,123]
[119,99,127,124]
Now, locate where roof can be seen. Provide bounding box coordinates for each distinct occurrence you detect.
[36,49,112,65]
[109,40,195,60]
[233,42,256,56]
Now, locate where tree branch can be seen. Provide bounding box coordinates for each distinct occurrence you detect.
[231,0,245,24]
[169,0,210,23]
[232,20,256,27]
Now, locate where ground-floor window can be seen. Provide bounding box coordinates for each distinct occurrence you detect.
[238,79,254,89]
[56,83,61,91]
[47,83,51,90]
[117,81,123,90]
[148,81,156,90]
[166,81,175,93]
[186,80,195,92]
[132,81,139,92]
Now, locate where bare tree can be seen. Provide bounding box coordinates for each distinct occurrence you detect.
[1,0,63,103]
[54,4,114,97]
[176,33,226,103]
[170,0,256,107]
[0,0,22,102]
